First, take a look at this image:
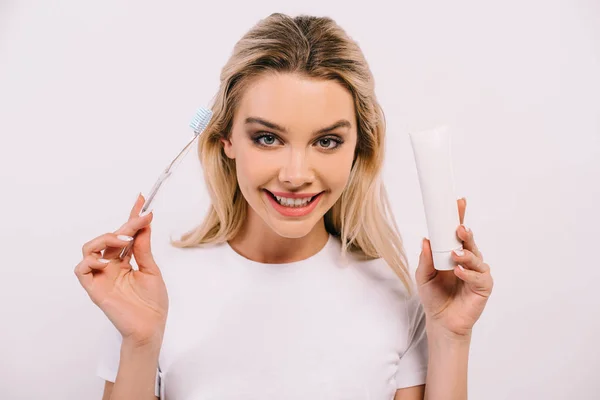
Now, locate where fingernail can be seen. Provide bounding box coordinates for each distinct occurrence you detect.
[140,208,153,217]
[453,248,464,256]
[461,224,470,233]
[458,265,465,271]
[98,258,110,264]
[117,235,133,241]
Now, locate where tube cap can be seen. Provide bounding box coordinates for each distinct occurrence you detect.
[432,249,460,271]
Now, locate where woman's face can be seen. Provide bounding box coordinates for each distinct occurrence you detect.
[222,72,358,239]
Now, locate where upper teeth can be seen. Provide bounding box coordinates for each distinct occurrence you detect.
[275,195,313,207]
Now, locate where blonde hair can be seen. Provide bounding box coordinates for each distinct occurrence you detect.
[171,13,414,294]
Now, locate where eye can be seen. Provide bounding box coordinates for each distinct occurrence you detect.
[254,133,282,147]
[316,136,343,150]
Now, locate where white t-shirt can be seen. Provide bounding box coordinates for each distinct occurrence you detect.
[96,234,428,399]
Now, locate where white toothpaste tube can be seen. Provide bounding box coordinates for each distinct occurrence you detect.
[409,125,463,271]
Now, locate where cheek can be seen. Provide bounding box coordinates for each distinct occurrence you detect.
[235,149,270,187]
[328,168,352,193]
[321,152,355,193]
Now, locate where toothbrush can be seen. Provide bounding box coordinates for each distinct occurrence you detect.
[118,107,213,260]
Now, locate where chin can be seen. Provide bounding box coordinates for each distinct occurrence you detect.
[264,217,321,239]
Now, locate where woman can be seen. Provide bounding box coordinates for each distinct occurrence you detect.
[75,13,493,400]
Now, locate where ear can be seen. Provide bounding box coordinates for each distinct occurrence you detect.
[220,137,235,159]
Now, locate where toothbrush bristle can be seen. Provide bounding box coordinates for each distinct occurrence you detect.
[189,107,213,135]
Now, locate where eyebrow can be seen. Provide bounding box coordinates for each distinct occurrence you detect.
[245,116,351,135]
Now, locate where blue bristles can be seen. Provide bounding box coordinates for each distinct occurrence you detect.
[189,107,213,135]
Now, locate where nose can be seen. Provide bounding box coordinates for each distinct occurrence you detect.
[278,149,315,187]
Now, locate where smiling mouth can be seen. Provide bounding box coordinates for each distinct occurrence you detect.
[263,189,323,208]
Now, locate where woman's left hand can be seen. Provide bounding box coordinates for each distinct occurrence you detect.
[416,198,494,338]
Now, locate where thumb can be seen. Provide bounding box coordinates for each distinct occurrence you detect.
[133,223,160,275]
[415,238,437,285]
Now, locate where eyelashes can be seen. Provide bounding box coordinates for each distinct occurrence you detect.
[250,132,345,150]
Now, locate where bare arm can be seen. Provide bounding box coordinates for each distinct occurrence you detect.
[394,384,425,400]
[103,338,162,400]
[101,381,113,400]
[423,323,471,400]
[394,323,471,400]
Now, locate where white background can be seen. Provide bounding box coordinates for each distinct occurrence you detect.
[1,0,599,399]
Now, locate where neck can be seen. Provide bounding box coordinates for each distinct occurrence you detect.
[227,210,330,264]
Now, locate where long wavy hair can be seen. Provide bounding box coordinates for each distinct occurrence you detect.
[170,13,413,294]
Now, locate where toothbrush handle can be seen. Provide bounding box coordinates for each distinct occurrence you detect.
[115,106,211,262]
[119,169,171,260]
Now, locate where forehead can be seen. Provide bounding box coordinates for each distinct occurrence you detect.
[236,73,355,129]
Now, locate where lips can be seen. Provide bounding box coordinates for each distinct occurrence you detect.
[267,190,322,199]
[263,189,324,217]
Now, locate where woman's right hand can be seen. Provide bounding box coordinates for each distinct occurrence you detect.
[75,194,169,347]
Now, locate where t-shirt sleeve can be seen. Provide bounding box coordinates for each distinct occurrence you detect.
[395,292,429,389]
[95,319,162,398]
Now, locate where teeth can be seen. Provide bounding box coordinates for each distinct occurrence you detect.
[275,195,314,207]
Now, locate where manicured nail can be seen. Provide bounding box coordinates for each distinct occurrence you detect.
[117,235,133,242]
[461,224,470,233]
[458,265,465,271]
[453,248,464,256]
[140,208,153,217]
[98,258,110,264]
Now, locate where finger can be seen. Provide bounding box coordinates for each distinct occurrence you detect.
[132,223,161,275]
[456,224,483,261]
[82,233,136,257]
[457,197,466,225]
[130,193,153,220]
[74,255,112,291]
[451,248,489,273]
[113,212,154,238]
[103,212,154,260]
[453,266,494,296]
[415,238,437,285]
[129,193,144,219]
